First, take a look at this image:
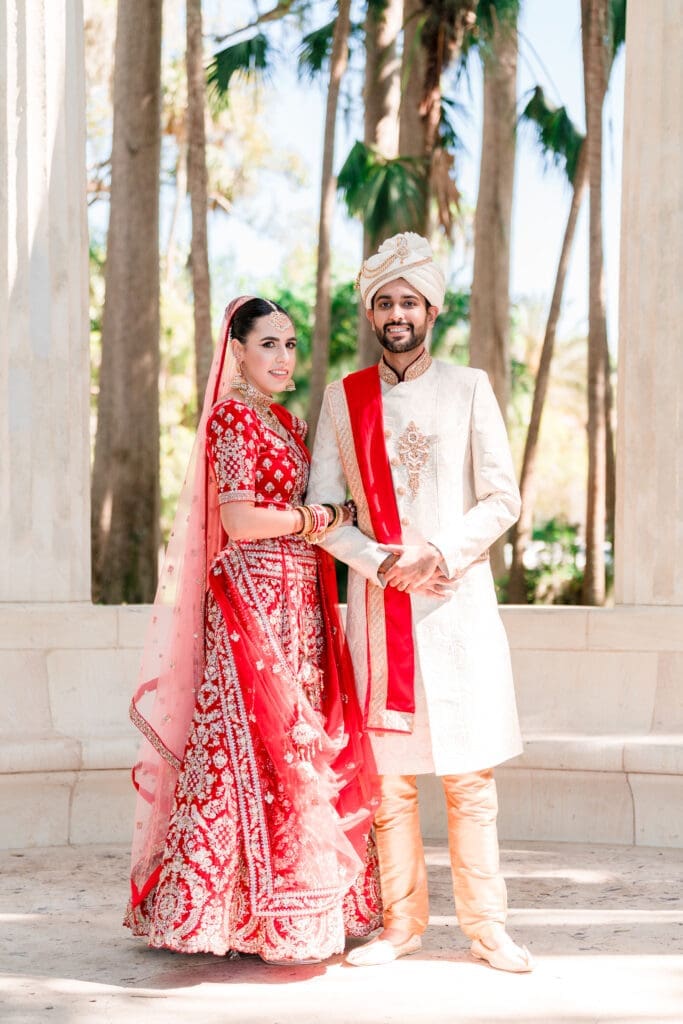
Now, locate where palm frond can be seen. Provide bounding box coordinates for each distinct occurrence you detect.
[609,0,626,62]
[440,95,468,152]
[521,85,584,185]
[206,33,270,108]
[297,19,335,80]
[475,0,521,38]
[337,140,427,239]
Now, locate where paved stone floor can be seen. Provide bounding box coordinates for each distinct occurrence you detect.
[0,841,682,1024]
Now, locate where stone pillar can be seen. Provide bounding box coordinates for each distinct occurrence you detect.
[615,0,683,605]
[0,0,90,601]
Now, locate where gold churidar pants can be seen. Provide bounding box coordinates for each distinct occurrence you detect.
[373,771,507,940]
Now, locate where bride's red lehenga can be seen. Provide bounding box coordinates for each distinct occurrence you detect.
[124,389,382,960]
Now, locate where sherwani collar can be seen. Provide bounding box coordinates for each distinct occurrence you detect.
[378,348,432,386]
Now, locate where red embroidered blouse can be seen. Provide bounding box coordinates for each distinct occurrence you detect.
[206,399,309,510]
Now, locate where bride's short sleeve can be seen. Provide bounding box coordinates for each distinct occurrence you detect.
[206,401,260,504]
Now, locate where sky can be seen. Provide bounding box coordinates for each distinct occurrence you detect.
[202,0,625,347]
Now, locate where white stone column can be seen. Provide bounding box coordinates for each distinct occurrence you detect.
[615,0,683,605]
[0,0,90,601]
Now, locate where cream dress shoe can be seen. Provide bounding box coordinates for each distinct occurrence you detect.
[470,926,533,973]
[346,933,422,967]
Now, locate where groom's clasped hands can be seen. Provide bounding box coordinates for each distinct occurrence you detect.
[377,541,452,597]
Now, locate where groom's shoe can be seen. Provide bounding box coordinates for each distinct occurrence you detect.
[470,925,533,973]
[346,932,422,967]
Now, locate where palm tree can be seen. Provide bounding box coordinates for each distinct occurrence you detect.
[357,0,403,368]
[468,1,519,424]
[507,89,587,602]
[307,0,353,441]
[91,0,163,603]
[187,0,213,407]
[401,0,478,234]
[581,0,624,604]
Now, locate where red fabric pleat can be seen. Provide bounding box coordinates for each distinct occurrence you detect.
[342,367,415,715]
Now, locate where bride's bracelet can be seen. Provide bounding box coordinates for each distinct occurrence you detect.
[294,503,345,542]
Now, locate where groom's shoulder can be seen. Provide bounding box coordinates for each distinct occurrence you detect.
[432,359,482,386]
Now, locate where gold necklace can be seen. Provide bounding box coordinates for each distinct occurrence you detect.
[232,377,289,442]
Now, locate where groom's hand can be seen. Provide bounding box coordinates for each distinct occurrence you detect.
[378,542,442,591]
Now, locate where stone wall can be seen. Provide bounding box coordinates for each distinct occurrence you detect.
[2,603,681,850]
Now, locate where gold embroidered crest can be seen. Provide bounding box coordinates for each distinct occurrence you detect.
[397,421,432,499]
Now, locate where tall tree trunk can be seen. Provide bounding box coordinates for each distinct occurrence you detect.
[358,0,402,369]
[468,10,517,580]
[508,142,588,603]
[399,0,426,160]
[307,0,351,442]
[91,0,163,604]
[581,0,609,605]
[469,12,517,419]
[187,0,213,408]
[165,127,187,285]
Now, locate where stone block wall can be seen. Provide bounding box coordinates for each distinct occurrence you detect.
[1,603,681,850]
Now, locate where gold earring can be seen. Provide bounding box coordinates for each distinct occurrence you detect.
[232,364,248,390]
[285,379,296,392]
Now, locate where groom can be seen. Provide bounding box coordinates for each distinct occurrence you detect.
[307,232,531,972]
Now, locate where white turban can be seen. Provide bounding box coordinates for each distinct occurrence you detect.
[357,232,446,312]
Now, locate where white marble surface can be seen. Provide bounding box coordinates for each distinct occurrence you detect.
[0,842,681,1024]
[0,0,90,602]
[616,0,683,606]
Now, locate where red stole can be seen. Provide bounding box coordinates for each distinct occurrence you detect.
[343,367,415,719]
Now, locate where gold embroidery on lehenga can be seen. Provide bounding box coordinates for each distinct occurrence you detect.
[397,421,432,499]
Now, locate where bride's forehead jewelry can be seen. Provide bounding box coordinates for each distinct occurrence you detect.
[265,301,291,332]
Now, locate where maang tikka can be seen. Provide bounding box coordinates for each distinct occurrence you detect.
[266,301,291,332]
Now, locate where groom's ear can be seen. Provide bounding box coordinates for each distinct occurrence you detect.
[365,307,375,326]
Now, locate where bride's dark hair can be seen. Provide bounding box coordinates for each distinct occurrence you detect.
[231,298,290,342]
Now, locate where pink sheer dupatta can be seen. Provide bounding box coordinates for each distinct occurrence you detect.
[129,297,250,906]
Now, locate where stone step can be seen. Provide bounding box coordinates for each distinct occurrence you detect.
[2,731,682,850]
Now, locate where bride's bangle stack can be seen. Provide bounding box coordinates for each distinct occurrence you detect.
[295,503,345,543]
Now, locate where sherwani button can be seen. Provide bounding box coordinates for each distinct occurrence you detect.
[384,429,392,439]
[390,457,400,467]
[397,486,406,496]
[401,516,410,526]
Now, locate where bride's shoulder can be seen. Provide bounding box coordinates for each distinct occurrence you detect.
[207,395,262,432]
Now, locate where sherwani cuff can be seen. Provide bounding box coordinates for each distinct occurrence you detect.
[315,526,388,586]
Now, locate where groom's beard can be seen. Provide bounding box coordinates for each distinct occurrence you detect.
[375,321,428,353]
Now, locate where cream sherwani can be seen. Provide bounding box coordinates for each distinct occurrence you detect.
[307,354,523,776]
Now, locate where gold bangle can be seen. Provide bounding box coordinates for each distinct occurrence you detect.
[324,503,345,531]
[295,504,314,538]
[293,507,307,535]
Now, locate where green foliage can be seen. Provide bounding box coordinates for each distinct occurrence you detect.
[521,86,585,185]
[430,289,470,360]
[297,20,336,79]
[498,519,586,605]
[439,96,468,152]
[207,33,271,110]
[474,0,520,37]
[609,0,627,61]
[460,0,519,63]
[337,140,428,240]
